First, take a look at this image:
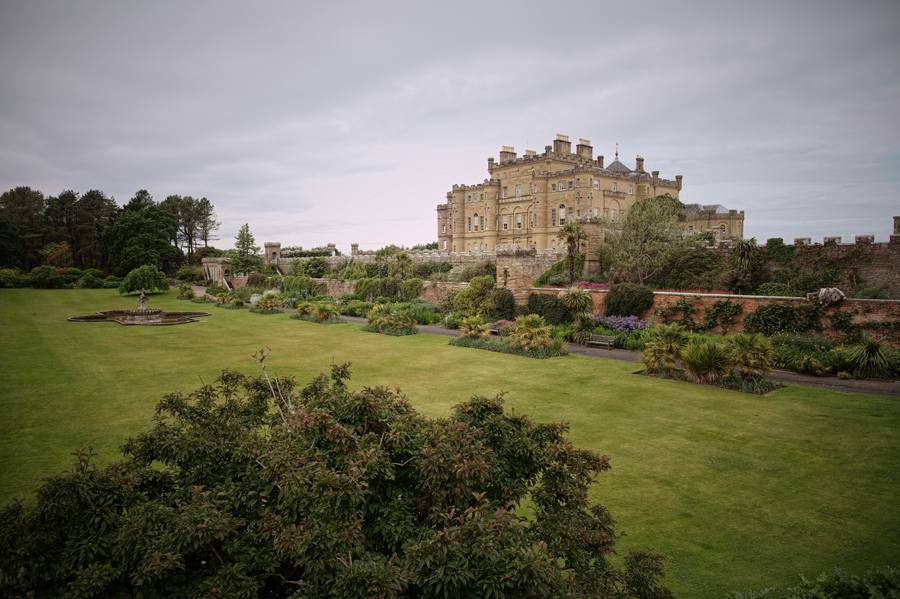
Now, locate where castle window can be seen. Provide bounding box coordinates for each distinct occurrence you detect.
[532,213,537,227]
[593,179,599,190]
[516,213,522,229]
[480,193,484,201]
[441,225,446,234]
[468,195,471,202]
[610,209,617,222]
[559,204,566,227]
[593,207,599,217]
[569,207,573,219]
[502,187,508,198]
[628,184,633,194]
[443,240,447,249]
[551,209,557,227]
[611,182,617,192]
[551,183,556,192]
[568,181,574,190]
[473,213,479,232]
[467,244,471,252]
[503,215,508,230]
[560,181,566,190]
[515,184,521,197]
[467,217,471,232]
[688,226,693,234]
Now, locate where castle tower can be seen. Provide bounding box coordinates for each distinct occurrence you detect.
[264,242,281,265]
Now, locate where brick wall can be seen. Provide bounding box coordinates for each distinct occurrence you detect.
[317,279,469,304]
[529,287,900,347]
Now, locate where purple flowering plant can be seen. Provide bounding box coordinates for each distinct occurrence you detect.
[574,281,609,290]
[593,314,646,332]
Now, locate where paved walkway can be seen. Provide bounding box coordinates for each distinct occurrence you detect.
[190,288,900,397]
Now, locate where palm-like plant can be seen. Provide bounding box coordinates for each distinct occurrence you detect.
[295,301,316,316]
[726,333,774,379]
[848,331,895,379]
[642,323,691,373]
[732,237,758,270]
[557,222,588,284]
[680,338,733,384]
[366,303,392,325]
[558,285,593,314]
[314,302,340,323]
[391,251,414,280]
[369,304,416,329]
[509,314,552,351]
[459,315,491,339]
[256,295,282,311]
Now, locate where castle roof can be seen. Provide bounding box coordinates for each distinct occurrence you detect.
[605,159,632,174]
[683,203,730,214]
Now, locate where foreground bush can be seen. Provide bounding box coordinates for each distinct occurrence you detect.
[726,566,900,599]
[0,360,673,597]
[604,283,654,318]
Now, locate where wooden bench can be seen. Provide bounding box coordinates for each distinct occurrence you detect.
[487,328,499,335]
[587,334,616,349]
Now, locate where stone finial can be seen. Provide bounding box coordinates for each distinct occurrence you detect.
[351,243,359,255]
[635,155,644,172]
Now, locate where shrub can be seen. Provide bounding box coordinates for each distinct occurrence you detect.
[174,264,203,282]
[339,300,374,317]
[446,265,464,282]
[847,331,897,379]
[0,268,26,288]
[64,267,84,282]
[448,335,568,358]
[726,566,900,599]
[400,277,424,301]
[642,324,691,373]
[443,312,462,329]
[453,275,495,317]
[744,302,824,336]
[28,265,64,289]
[509,314,552,351]
[246,272,268,287]
[604,283,654,318]
[488,287,516,321]
[459,261,496,283]
[254,295,283,312]
[459,315,491,339]
[680,338,733,385]
[726,333,774,379]
[754,282,797,297]
[526,293,573,326]
[851,285,891,300]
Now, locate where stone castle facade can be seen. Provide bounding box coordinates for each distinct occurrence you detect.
[437,134,744,252]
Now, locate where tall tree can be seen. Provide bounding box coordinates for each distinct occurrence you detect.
[74,190,117,270]
[0,186,46,271]
[0,215,23,269]
[557,221,588,284]
[45,190,79,258]
[230,223,263,273]
[601,195,688,286]
[123,189,155,212]
[101,206,178,276]
[196,197,220,249]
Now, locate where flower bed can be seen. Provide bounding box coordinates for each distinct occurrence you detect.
[360,324,419,336]
[448,336,567,359]
[290,314,347,325]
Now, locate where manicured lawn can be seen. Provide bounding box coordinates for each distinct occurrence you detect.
[1,288,898,598]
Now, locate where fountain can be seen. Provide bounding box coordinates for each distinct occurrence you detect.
[68,288,211,326]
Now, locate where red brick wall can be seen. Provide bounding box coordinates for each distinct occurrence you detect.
[529,287,900,347]
[317,279,469,303]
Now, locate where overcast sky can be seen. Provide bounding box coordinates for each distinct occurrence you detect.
[1,0,898,252]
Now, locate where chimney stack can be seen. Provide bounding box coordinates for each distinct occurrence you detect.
[597,155,604,168]
[553,134,571,154]
[576,138,593,159]
[499,146,516,163]
[635,155,645,172]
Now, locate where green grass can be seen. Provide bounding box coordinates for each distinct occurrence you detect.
[1,289,899,598]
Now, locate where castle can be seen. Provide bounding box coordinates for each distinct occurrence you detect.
[437,134,744,252]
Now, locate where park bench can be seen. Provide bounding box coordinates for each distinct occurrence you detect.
[587,334,616,349]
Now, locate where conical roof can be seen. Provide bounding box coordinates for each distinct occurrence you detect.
[605,159,632,174]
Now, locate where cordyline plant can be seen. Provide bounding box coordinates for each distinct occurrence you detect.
[0,351,675,599]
